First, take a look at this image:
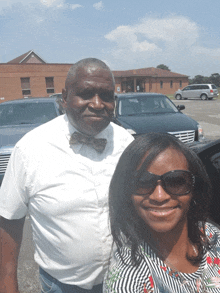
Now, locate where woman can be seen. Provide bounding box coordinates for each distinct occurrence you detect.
[104,133,220,293]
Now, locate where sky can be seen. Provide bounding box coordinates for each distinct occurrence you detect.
[0,0,220,78]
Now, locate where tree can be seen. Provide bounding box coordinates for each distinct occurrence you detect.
[156,64,171,71]
[190,75,206,84]
[210,73,220,87]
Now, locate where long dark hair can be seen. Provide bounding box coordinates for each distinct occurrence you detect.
[109,133,212,265]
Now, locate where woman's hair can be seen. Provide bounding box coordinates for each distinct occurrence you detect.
[109,132,212,265]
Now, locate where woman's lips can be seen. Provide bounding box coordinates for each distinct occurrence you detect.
[145,207,178,217]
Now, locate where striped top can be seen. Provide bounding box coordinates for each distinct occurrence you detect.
[104,222,220,292]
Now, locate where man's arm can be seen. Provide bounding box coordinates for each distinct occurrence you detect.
[0,216,25,293]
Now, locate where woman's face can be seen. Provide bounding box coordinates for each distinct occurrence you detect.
[131,147,193,233]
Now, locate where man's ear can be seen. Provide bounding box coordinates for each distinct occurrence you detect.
[62,88,67,106]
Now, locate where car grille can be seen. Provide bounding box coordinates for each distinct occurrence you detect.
[168,130,195,144]
[0,153,11,174]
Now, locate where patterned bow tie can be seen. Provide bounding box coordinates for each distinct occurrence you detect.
[69,132,107,153]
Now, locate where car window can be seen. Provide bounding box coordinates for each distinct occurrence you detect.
[0,102,58,126]
[199,85,209,89]
[182,86,191,91]
[118,96,178,116]
[212,84,217,89]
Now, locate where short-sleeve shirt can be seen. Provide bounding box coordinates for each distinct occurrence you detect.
[0,114,134,289]
[104,222,220,293]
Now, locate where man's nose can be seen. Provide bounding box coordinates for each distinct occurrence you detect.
[89,94,104,109]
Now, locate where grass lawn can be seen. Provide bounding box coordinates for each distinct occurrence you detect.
[166,94,174,100]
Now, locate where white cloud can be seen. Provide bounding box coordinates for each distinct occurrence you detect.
[0,0,83,11]
[70,4,83,10]
[0,0,35,12]
[40,0,83,10]
[40,0,64,7]
[104,15,220,76]
[93,1,103,11]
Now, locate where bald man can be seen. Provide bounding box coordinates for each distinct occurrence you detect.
[0,58,134,293]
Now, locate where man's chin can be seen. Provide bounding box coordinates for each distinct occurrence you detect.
[66,113,111,136]
[84,121,110,136]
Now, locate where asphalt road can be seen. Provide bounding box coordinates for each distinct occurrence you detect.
[173,98,220,141]
[17,98,220,292]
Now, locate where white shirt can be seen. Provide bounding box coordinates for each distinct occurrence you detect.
[0,114,134,289]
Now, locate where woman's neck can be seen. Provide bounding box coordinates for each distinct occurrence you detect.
[143,221,199,273]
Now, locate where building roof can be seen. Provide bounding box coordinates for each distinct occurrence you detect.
[7,50,46,64]
[113,67,188,78]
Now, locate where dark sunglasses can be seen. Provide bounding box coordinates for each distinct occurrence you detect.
[135,170,195,196]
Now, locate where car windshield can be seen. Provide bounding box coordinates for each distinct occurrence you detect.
[118,95,179,116]
[0,102,58,126]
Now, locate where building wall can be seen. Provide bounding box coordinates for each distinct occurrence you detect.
[25,56,43,64]
[149,77,188,95]
[0,64,72,102]
[114,76,188,95]
[0,64,188,103]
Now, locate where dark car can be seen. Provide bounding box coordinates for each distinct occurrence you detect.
[114,93,203,143]
[190,139,220,224]
[0,97,63,185]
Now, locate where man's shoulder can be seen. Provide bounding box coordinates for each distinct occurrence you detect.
[108,122,134,142]
[16,115,66,148]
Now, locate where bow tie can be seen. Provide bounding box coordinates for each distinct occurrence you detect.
[69,132,107,153]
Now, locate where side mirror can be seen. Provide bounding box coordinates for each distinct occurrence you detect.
[177,105,185,111]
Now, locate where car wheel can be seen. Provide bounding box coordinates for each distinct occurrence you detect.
[200,94,207,100]
[175,94,182,100]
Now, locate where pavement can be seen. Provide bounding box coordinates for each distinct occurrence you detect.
[172,98,220,141]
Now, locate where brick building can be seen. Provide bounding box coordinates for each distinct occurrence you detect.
[0,50,72,102]
[113,67,188,95]
[0,50,188,102]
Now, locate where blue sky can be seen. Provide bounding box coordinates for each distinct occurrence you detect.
[0,0,220,77]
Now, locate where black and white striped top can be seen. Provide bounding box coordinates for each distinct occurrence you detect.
[104,222,220,293]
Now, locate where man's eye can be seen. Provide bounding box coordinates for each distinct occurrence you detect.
[80,92,92,99]
[99,92,114,102]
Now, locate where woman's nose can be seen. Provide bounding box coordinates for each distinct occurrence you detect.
[149,182,170,203]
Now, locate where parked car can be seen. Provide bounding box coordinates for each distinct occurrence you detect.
[190,139,220,224]
[174,84,219,100]
[49,93,65,113]
[0,97,63,185]
[114,93,204,143]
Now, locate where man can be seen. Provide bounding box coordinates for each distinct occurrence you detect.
[0,58,134,293]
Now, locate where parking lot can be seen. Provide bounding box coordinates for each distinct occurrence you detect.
[17,98,220,292]
[173,98,220,141]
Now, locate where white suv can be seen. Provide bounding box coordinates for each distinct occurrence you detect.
[174,84,219,100]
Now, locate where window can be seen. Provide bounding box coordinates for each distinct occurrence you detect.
[170,80,173,88]
[179,80,182,88]
[183,86,191,91]
[200,85,209,89]
[45,77,54,94]
[160,81,163,89]
[21,77,31,96]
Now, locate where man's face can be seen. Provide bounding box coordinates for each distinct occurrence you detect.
[63,65,115,136]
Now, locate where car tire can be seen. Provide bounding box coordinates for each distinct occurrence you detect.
[200,94,208,100]
[175,94,182,100]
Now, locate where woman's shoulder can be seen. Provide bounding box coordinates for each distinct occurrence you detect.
[103,245,154,293]
[204,220,220,245]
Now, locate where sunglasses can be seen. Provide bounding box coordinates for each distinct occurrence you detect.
[135,170,195,196]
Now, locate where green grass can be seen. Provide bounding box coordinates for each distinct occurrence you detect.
[166,94,174,100]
